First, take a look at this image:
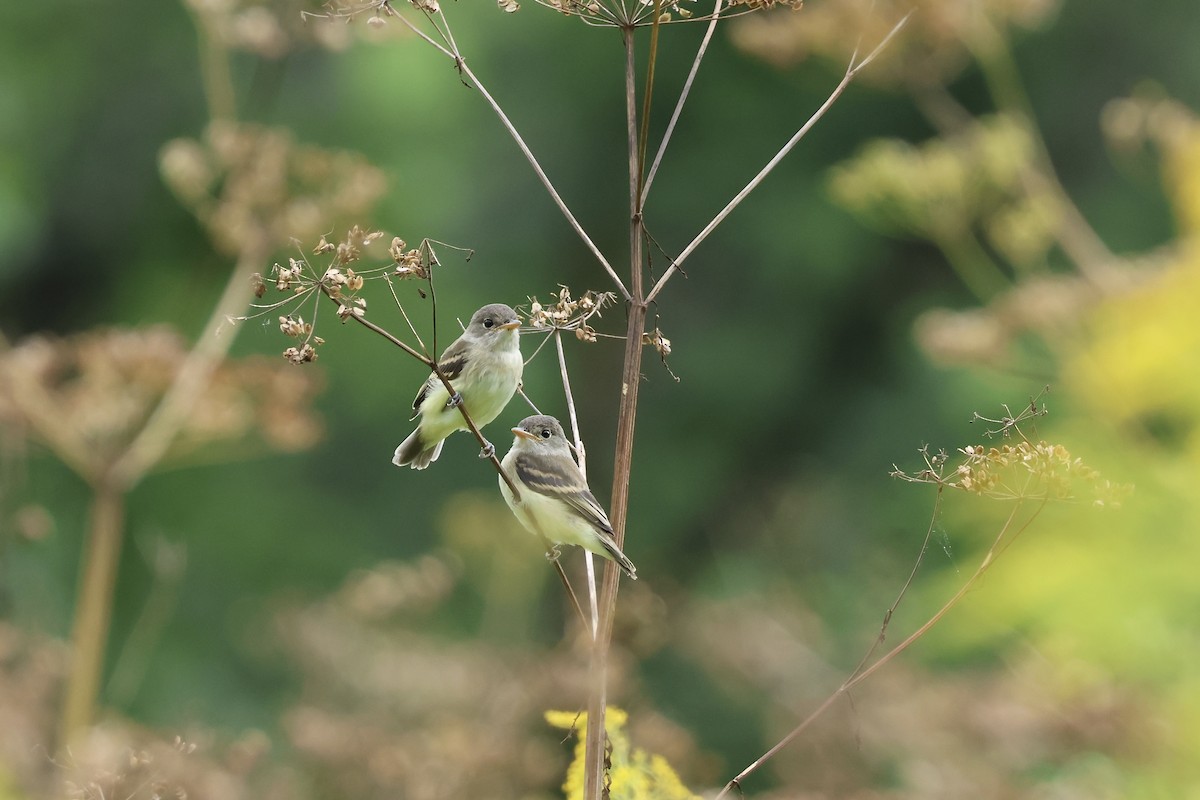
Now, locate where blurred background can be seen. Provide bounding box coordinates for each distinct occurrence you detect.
[2,0,1199,796]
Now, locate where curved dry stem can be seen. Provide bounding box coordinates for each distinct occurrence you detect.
[110,249,265,489]
[646,10,913,303]
[713,497,1046,799]
[59,483,125,744]
[640,0,724,205]
[435,48,629,299]
[555,330,600,637]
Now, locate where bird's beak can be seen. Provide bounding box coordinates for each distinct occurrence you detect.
[499,321,521,331]
[512,427,538,441]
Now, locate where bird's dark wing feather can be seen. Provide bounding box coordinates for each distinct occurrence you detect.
[410,338,470,416]
[515,454,613,534]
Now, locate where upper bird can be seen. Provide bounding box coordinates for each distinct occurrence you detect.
[392,303,523,469]
[499,414,638,580]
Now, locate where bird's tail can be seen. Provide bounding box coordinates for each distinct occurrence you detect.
[598,535,638,581]
[392,429,444,470]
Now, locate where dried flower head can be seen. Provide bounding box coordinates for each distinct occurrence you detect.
[525,0,797,28]
[733,0,1058,84]
[0,326,324,483]
[641,327,672,358]
[891,398,1131,506]
[828,115,1035,241]
[524,286,616,337]
[160,122,386,259]
[390,238,430,280]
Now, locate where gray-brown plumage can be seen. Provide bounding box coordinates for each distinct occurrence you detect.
[499,415,637,579]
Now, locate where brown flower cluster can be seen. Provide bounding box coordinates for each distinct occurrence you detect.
[186,0,408,57]
[248,227,437,364]
[528,0,799,27]
[732,0,1058,83]
[159,122,386,260]
[525,286,617,342]
[0,326,323,482]
[828,115,1041,249]
[893,438,1131,507]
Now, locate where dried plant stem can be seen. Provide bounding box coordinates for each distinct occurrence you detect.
[111,251,264,489]
[389,8,630,297]
[582,24,650,800]
[640,0,724,205]
[191,11,236,121]
[451,58,631,301]
[645,11,913,303]
[555,330,599,637]
[59,482,124,744]
[968,20,1118,287]
[59,250,261,744]
[713,498,1045,799]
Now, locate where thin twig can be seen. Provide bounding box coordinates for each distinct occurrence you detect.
[636,2,664,203]
[110,250,267,489]
[713,498,1045,799]
[645,11,913,303]
[846,488,942,679]
[552,559,589,631]
[388,8,456,59]
[448,59,630,299]
[556,330,599,638]
[517,386,543,414]
[640,0,724,206]
[384,275,430,355]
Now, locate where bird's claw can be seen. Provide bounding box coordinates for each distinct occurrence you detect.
[447,392,464,408]
[478,441,496,460]
[544,546,562,563]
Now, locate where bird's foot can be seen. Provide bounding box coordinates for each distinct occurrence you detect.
[544,546,562,563]
[447,392,464,408]
[478,441,495,460]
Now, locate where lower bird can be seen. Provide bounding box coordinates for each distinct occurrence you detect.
[392,303,523,469]
[499,414,637,580]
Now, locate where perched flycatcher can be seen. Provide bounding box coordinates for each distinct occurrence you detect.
[499,415,638,580]
[392,303,523,469]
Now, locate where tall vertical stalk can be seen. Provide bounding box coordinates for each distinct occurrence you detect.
[582,23,649,800]
[60,480,125,742]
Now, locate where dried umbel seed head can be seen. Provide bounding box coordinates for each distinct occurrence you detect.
[159,122,386,259]
[524,286,616,333]
[641,328,672,357]
[284,344,319,364]
[0,326,324,480]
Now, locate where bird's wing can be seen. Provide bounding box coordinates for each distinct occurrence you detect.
[514,454,613,534]
[410,337,470,416]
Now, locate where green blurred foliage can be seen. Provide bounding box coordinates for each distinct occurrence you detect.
[3,0,1200,796]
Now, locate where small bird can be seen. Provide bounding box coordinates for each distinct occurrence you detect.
[499,415,637,580]
[392,303,523,469]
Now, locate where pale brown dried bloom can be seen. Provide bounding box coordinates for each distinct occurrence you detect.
[186,0,404,56]
[641,327,672,357]
[893,435,1131,506]
[0,326,323,481]
[390,237,430,280]
[733,0,1058,84]
[160,122,386,259]
[524,286,616,337]
[283,343,319,364]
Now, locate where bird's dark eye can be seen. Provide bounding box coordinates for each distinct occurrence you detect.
[483,318,494,329]
[540,428,552,439]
